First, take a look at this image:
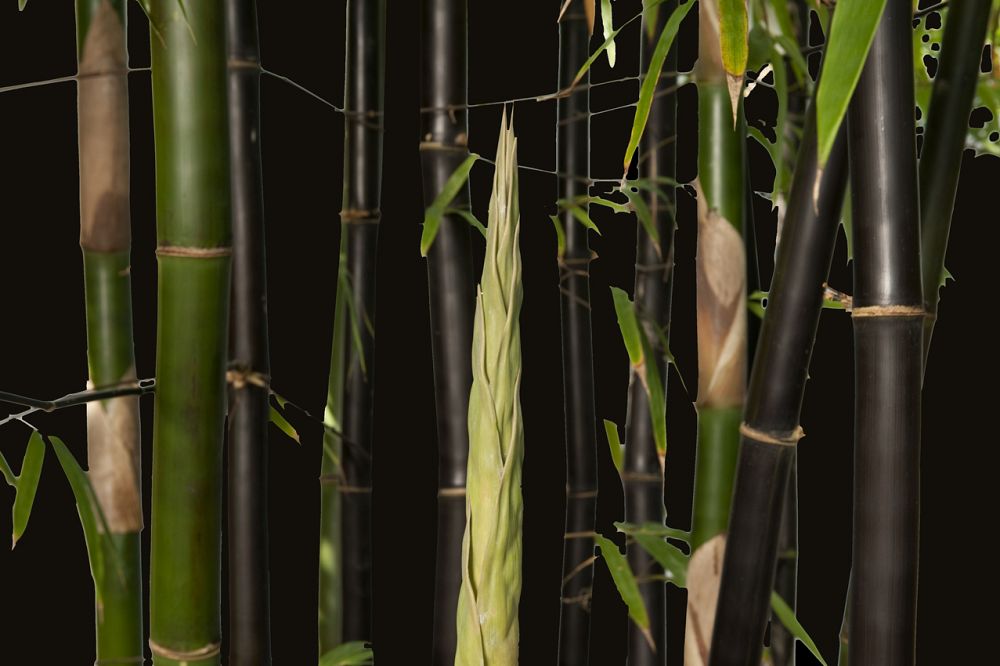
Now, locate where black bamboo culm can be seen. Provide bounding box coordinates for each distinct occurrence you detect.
[918,0,992,357]
[847,1,923,663]
[338,0,386,645]
[555,3,597,664]
[707,105,849,666]
[224,0,271,663]
[420,1,477,662]
[622,1,678,664]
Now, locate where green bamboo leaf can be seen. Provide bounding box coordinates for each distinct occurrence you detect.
[610,287,643,366]
[270,390,290,410]
[634,533,688,587]
[615,520,691,543]
[771,591,829,666]
[549,215,567,258]
[601,0,617,67]
[18,0,27,10]
[719,0,749,78]
[603,419,624,474]
[569,205,602,236]
[420,153,479,256]
[816,0,889,165]
[595,534,654,649]
[48,436,112,607]
[623,188,660,253]
[587,195,631,215]
[448,208,488,239]
[0,451,15,488]
[11,431,45,548]
[319,642,374,666]
[622,0,694,173]
[269,406,300,444]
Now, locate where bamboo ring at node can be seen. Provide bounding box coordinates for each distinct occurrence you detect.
[739,422,804,447]
[148,639,221,661]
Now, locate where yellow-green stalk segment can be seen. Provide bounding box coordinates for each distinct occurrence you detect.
[688,1,747,663]
[147,2,231,664]
[75,1,144,662]
[454,116,523,666]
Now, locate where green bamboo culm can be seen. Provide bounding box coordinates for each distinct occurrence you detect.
[687,0,747,663]
[75,0,144,662]
[147,2,231,664]
[454,113,524,666]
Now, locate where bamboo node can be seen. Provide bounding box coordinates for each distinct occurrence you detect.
[148,639,221,661]
[318,473,344,486]
[226,367,269,390]
[620,471,662,483]
[338,484,372,494]
[850,304,926,318]
[95,657,144,665]
[438,486,467,497]
[567,489,598,499]
[227,57,261,70]
[156,245,232,258]
[419,140,469,153]
[563,531,596,540]
[739,422,803,447]
[340,208,382,225]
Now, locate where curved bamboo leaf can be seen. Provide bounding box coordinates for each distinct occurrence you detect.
[634,533,688,587]
[623,0,694,173]
[595,534,654,649]
[615,520,691,543]
[448,208,488,239]
[569,204,602,236]
[18,0,27,10]
[420,153,479,256]
[601,0,617,67]
[610,287,643,366]
[603,419,624,474]
[319,641,374,666]
[623,188,660,253]
[549,215,567,258]
[269,405,300,444]
[11,431,45,547]
[771,591,828,666]
[816,0,889,165]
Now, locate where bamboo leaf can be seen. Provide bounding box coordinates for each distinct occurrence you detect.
[549,215,567,258]
[587,195,631,215]
[269,406,300,444]
[448,208,488,239]
[420,153,479,256]
[634,533,689,587]
[569,205,602,235]
[11,431,45,548]
[615,520,691,543]
[319,642,374,666]
[595,534,654,649]
[48,436,111,607]
[270,390,290,410]
[622,0,694,172]
[771,591,829,666]
[816,0,889,165]
[18,0,27,10]
[337,270,368,376]
[603,419,624,474]
[623,188,660,253]
[0,451,15,487]
[719,0,749,78]
[601,0,617,67]
[610,287,643,366]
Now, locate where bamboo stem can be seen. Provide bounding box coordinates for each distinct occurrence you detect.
[74,1,144,662]
[555,5,596,665]
[420,1,477,662]
[148,2,231,664]
[623,2,679,663]
[339,0,385,647]
[918,0,992,357]
[224,0,272,663]
[847,1,923,663]
[707,104,849,666]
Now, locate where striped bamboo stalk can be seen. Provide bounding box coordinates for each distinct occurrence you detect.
[707,104,849,666]
[686,1,747,663]
[454,114,523,666]
[623,1,679,663]
[847,1,923,663]
[75,0,144,662]
[147,2,231,664]
[555,3,596,664]
[919,0,992,357]
[224,0,271,663]
[419,1,477,662]
[340,0,385,647]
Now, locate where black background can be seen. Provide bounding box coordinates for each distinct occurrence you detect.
[0,1,996,664]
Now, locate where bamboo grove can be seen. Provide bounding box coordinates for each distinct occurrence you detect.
[0,0,996,664]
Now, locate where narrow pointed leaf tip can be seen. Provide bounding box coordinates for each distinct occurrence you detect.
[603,419,624,473]
[319,641,374,666]
[601,0,616,67]
[18,0,27,11]
[623,0,694,173]
[816,0,888,165]
[11,431,45,548]
[420,153,479,256]
[595,534,655,650]
[719,0,749,122]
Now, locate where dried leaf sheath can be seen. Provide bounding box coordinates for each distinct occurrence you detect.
[455,116,523,666]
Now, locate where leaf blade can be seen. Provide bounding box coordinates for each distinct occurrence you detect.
[595,534,654,649]
[11,431,45,547]
[603,419,624,474]
[420,153,479,256]
[771,591,829,666]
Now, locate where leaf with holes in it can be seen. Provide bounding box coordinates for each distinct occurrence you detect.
[595,534,654,649]
[9,431,45,548]
[603,419,624,474]
[420,153,479,256]
[319,641,374,666]
[269,406,300,444]
[816,0,889,165]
